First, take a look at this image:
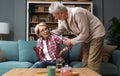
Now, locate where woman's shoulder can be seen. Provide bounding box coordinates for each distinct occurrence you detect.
[50,33,62,39]
[50,33,59,37]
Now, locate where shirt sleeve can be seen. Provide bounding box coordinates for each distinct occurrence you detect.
[54,34,71,50]
[51,20,66,35]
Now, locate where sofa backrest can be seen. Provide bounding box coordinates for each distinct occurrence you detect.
[62,43,83,63]
[0,40,83,63]
[69,43,83,62]
[0,41,19,61]
[18,40,38,63]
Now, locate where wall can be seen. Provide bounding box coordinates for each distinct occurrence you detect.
[104,0,120,30]
[93,0,103,22]
[0,0,120,40]
[0,0,14,40]
[14,0,26,40]
[0,0,26,40]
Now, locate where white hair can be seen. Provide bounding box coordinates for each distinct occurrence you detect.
[49,2,67,14]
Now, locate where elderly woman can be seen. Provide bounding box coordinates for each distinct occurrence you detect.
[31,22,71,68]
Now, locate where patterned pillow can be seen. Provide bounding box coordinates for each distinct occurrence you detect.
[102,45,117,62]
[33,46,40,60]
[0,50,6,62]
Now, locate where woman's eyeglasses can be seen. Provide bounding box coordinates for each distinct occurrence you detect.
[40,27,49,33]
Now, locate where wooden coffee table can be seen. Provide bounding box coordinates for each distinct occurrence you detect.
[2,68,101,76]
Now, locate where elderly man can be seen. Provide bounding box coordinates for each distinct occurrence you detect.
[49,2,105,73]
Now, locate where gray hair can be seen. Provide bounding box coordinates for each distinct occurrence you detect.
[49,2,67,14]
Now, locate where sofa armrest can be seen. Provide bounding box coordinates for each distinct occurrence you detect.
[111,50,120,76]
[111,50,120,65]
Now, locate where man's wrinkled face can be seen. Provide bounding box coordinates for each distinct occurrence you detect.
[52,11,67,20]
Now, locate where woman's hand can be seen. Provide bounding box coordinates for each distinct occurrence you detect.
[58,47,67,57]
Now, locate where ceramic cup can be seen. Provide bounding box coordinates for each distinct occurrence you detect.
[47,66,56,76]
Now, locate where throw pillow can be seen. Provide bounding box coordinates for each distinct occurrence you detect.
[0,50,6,62]
[33,46,40,60]
[102,45,117,62]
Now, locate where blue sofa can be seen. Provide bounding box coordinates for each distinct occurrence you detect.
[0,40,120,76]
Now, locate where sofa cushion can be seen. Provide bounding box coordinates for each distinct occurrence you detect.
[61,43,83,63]
[0,61,33,75]
[0,41,19,61]
[70,61,82,67]
[100,63,117,75]
[18,40,38,63]
[0,61,33,68]
[69,43,83,62]
[70,61,117,75]
[0,69,10,76]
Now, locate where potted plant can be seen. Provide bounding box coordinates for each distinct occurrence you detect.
[107,17,120,49]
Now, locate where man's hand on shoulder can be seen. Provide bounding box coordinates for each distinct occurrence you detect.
[63,38,72,46]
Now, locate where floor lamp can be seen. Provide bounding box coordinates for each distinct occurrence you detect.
[0,22,9,40]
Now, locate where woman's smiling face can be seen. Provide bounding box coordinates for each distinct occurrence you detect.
[38,26,50,39]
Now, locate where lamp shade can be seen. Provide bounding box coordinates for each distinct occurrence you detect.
[0,22,9,34]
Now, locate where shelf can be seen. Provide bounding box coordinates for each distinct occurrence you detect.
[26,1,93,41]
[30,22,58,24]
[29,33,36,35]
[34,11,49,14]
